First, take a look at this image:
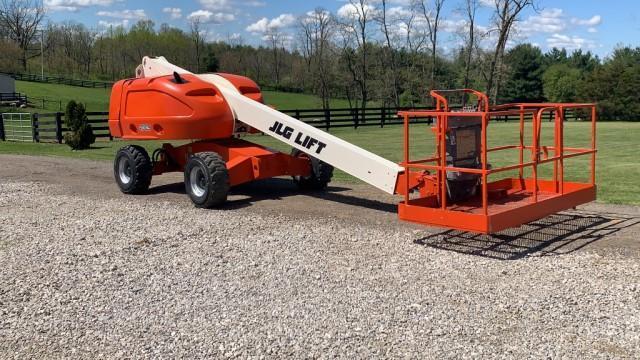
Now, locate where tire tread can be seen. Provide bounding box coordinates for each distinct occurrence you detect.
[187,152,229,208]
[291,149,334,190]
[115,145,152,194]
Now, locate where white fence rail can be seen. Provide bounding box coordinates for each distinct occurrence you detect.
[1,113,33,142]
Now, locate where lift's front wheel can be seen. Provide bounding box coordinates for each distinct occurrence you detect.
[291,149,334,190]
[184,152,230,208]
[114,145,153,194]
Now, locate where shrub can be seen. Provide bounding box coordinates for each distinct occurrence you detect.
[63,100,95,150]
[399,90,418,107]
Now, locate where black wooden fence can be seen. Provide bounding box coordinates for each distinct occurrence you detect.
[1,92,66,111]
[31,112,112,143]
[279,107,433,130]
[0,92,28,105]
[2,72,113,89]
[24,107,434,143]
[5,106,580,144]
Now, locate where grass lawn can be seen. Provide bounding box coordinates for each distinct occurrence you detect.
[14,81,352,112]
[15,81,111,112]
[0,121,638,205]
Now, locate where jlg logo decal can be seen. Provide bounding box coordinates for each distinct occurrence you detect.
[268,121,327,155]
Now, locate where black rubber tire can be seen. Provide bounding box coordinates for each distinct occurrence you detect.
[184,152,229,208]
[114,145,152,194]
[291,148,334,191]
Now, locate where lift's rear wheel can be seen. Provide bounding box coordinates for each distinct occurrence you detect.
[184,152,229,208]
[291,149,334,190]
[114,145,152,194]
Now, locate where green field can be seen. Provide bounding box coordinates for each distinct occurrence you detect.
[0,121,638,205]
[14,81,352,112]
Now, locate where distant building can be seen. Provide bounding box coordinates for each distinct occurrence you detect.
[0,74,15,94]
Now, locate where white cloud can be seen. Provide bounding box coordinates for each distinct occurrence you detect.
[162,7,182,20]
[388,0,411,5]
[44,0,118,12]
[440,18,467,33]
[261,32,293,48]
[547,33,596,50]
[199,0,229,9]
[97,19,129,28]
[386,6,411,19]
[302,9,331,21]
[572,15,602,26]
[246,18,269,33]
[513,8,602,51]
[268,14,295,29]
[204,32,244,43]
[187,10,235,24]
[198,0,265,10]
[97,9,147,20]
[517,9,603,38]
[246,13,295,33]
[519,8,566,35]
[337,2,378,20]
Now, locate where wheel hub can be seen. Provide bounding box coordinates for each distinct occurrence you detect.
[190,167,207,197]
[118,157,132,184]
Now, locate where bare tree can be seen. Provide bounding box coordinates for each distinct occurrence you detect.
[376,0,401,106]
[298,17,313,73]
[417,0,445,90]
[264,28,286,85]
[338,0,375,112]
[248,48,265,84]
[485,0,536,102]
[52,22,94,75]
[75,25,94,75]
[189,17,205,72]
[94,32,106,75]
[226,33,243,46]
[298,8,335,109]
[336,24,359,109]
[0,0,46,70]
[462,0,479,90]
[398,7,423,54]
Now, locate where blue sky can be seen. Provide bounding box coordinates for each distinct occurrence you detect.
[43,0,640,58]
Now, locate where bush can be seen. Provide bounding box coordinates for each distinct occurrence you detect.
[399,89,418,107]
[63,100,95,150]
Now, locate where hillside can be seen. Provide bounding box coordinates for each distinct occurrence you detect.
[14,81,353,112]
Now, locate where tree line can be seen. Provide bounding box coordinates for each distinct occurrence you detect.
[0,0,638,120]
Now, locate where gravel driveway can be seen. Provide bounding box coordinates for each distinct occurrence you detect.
[1,155,639,358]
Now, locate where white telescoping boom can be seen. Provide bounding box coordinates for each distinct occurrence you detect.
[138,56,404,194]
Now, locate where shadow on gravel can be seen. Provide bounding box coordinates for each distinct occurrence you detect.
[148,182,186,195]
[413,210,640,260]
[308,191,397,213]
[147,178,366,210]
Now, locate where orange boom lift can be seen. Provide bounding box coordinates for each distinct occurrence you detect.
[109,57,597,234]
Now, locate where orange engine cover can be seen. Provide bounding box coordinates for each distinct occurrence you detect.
[109,73,235,140]
[217,73,264,103]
